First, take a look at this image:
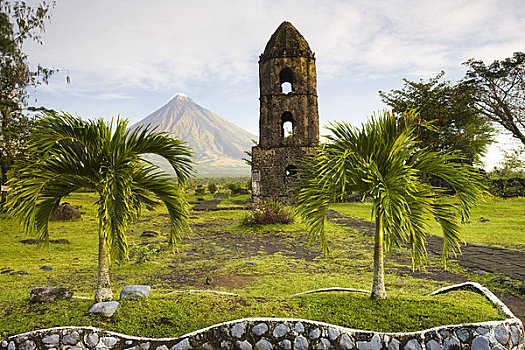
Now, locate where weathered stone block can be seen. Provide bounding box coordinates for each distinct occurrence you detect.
[252,323,269,337]
[120,285,150,300]
[88,301,119,317]
[30,287,73,303]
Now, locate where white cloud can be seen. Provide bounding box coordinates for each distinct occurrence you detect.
[27,0,525,98]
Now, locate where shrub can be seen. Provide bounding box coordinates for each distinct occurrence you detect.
[226,183,239,192]
[242,199,293,225]
[208,183,217,194]
[195,184,205,196]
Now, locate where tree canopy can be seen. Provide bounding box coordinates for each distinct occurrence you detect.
[0,0,56,203]
[463,52,525,146]
[294,110,485,299]
[379,72,494,165]
[7,112,194,301]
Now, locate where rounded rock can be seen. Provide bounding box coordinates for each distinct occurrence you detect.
[456,329,470,343]
[1,341,8,348]
[273,324,289,338]
[278,340,291,350]
[155,346,168,350]
[231,322,247,338]
[495,325,509,345]
[309,328,321,340]
[404,339,421,350]
[252,323,269,337]
[88,301,119,317]
[357,334,382,350]
[426,340,440,350]
[388,339,400,350]
[294,323,304,334]
[7,342,14,350]
[443,337,460,350]
[120,285,151,300]
[42,335,60,345]
[472,336,489,350]
[476,327,489,336]
[103,337,118,348]
[30,287,73,303]
[327,328,340,342]
[171,338,191,350]
[293,336,308,350]
[86,333,99,348]
[19,340,35,350]
[235,340,252,350]
[339,334,354,350]
[316,338,330,350]
[510,325,520,346]
[255,339,273,350]
[63,331,81,345]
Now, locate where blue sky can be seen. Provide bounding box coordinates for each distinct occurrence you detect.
[25,0,525,169]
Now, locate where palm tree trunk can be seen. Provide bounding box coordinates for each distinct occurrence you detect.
[95,237,113,302]
[371,211,387,299]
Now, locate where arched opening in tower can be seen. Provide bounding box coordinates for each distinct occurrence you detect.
[281,111,294,137]
[279,68,294,94]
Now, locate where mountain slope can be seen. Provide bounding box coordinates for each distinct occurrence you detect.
[132,94,256,177]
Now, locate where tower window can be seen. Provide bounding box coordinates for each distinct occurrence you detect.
[281,82,292,94]
[285,165,298,177]
[279,68,294,94]
[281,112,294,137]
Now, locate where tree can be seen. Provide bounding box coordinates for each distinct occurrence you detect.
[0,0,57,205]
[379,72,494,165]
[294,110,484,299]
[7,112,193,302]
[463,52,525,146]
[207,182,217,194]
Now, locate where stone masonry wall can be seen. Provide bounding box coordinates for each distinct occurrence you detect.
[251,145,315,201]
[3,318,524,350]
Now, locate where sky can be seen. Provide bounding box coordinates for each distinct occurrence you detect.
[24,0,525,169]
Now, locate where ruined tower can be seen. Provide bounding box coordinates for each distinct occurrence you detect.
[251,21,319,201]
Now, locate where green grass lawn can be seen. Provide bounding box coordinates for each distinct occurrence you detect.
[331,196,525,250]
[0,192,513,338]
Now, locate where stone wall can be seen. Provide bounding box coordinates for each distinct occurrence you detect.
[3,318,523,350]
[251,145,315,201]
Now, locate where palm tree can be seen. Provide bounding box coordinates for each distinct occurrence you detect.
[294,110,484,299]
[7,112,193,302]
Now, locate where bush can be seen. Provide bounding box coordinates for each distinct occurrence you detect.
[226,183,239,192]
[488,177,525,198]
[242,199,293,225]
[195,184,205,196]
[208,183,217,194]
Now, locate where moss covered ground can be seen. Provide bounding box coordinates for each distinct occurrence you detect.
[1,192,517,338]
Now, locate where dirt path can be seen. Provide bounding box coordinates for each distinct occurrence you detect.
[326,209,525,323]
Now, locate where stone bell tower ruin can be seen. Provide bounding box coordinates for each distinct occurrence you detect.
[251,21,320,201]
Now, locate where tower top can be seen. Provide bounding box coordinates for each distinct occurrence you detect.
[260,21,314,61]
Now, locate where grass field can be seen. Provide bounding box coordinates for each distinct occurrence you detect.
[1,192,519,338]
[331,197,525,250]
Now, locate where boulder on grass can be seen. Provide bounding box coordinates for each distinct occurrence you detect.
[50,203,81,221]
[88,301,119,317]
[120,285,151,300]
[30,286,73,302]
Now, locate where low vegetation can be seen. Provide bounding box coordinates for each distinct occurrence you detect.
[0,191,519,338]
[242,199,293,225]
